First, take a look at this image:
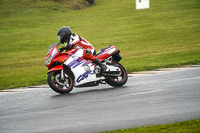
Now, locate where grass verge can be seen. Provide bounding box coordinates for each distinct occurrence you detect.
[99,119,200,133]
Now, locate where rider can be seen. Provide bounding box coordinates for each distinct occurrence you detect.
[57,26,107,72]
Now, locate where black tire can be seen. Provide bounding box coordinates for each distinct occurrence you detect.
[105,62,128,87]
[47,71,74,94]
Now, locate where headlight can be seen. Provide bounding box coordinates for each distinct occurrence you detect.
[45,56,52,66]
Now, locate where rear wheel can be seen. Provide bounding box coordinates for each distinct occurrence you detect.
[47,70,74,94]
[105,62,128,87]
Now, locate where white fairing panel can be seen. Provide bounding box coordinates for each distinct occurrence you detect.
[64,49,104,86]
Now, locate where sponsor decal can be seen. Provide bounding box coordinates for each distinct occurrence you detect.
[77,70,94,83]
[68,57,90,68]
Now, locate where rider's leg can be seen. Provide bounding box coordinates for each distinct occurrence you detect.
[83,49,107,72]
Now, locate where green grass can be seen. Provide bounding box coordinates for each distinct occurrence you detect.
[98,119,200,133]
[0,1,200,132]
[0,0,200,89]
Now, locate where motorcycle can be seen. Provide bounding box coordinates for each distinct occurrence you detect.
[45,42,128,94]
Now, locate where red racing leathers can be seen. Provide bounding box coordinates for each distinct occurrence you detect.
[66,33,96,61]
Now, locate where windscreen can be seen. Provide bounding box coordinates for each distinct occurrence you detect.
[46,43,61,56]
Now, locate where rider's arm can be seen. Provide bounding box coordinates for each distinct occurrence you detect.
[65,43,74,49]
[59,43,73,52]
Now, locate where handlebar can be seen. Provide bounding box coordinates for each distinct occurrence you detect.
[59,46,69,53]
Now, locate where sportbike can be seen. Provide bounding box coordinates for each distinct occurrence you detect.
[45,42,128,94]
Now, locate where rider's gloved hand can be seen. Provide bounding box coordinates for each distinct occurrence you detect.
[59,46,68,52]
[60,43,74,52]
[65,43,74,49]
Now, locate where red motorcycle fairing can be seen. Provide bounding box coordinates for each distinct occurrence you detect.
[96,46,117,61]
[48,65,63,73]
[46,53,69,69]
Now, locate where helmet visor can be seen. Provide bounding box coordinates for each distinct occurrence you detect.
[57,35,61,41]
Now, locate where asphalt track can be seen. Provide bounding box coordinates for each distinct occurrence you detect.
[0,66,200,133]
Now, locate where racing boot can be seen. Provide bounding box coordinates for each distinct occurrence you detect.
[93,58,107,73]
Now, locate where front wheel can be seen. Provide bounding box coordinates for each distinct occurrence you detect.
[47,70,74,94]
[105,62,128,87]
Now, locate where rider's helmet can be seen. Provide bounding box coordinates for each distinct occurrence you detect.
[57,26,72,44]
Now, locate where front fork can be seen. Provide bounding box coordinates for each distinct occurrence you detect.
[61,69,64,80]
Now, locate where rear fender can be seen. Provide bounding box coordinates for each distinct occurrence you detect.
[112,49,122,62]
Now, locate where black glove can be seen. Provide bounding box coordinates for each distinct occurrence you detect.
[85,49,92,54]
[59,46,68,52]
[59,43,74,52]
[66,43,74,49]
